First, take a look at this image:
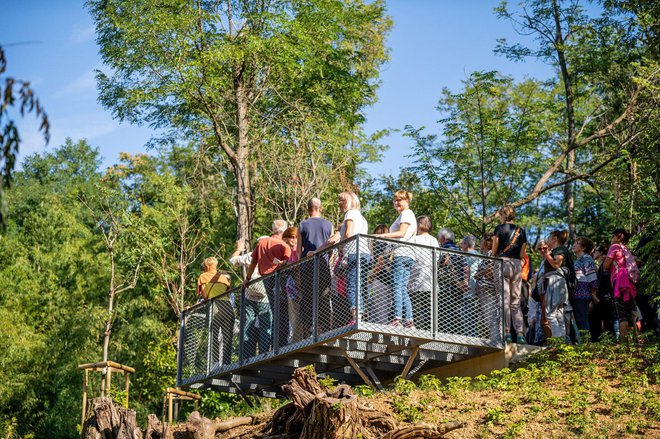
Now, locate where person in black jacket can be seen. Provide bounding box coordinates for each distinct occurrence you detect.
[590,245,614,341]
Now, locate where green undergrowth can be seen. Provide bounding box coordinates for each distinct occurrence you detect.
[204,335,659,438]
[356,334,660,438]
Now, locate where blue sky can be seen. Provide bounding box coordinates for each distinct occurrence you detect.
[1,0,554,177]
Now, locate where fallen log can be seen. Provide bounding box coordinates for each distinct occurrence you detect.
[381,421,464,439]
[185,411,253,439]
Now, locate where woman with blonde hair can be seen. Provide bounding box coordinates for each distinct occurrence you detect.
[379,190,417,327]
[322,190,370,324]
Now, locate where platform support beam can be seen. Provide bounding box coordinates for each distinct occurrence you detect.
[340,349,376,390]
[400,346,420,379]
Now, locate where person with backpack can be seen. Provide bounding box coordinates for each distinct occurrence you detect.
[591,245,615,341]
[603,228,639,339]
[491,206,528,344]
[539,230,575,343]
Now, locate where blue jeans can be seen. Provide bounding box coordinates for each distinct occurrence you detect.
[392,256,414,321]
[243,299,272,357]
[346,254,371,314]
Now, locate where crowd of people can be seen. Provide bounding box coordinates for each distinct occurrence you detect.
[195,191,652,364]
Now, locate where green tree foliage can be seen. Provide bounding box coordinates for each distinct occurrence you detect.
[0,140,210,437]
[87,0,392,248]
[406,72,559,237]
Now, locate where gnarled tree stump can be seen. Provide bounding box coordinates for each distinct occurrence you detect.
[81,396,143,439]
[144,414,173,439]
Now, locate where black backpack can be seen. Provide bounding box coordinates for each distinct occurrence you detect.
[563,249,577,295]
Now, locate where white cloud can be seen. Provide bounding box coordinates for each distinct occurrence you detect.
[54,70,97,97]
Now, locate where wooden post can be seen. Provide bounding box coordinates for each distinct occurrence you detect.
[81,369,89,424]
[124,372,130,407]
[168,393,173,424]
[106,368,112,398]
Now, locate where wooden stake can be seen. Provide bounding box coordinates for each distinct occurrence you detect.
[168,393,173,424]
[81,369,89,424]
[106,368,112,398]
[124,372,129,407]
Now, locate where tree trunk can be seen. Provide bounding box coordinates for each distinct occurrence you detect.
[81,396,142,439]
[280,370,369,439]
[552,0,577,239]
[300,389,366,439]
[564,153,576,239]
[233,71,254,252]
[101,249,116,395]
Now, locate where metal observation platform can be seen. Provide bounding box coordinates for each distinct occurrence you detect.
[176,235,505,397]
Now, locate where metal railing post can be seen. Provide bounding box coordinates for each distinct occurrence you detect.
[355,235,361,320]
[237,287,246,364]
[312,255,319,342]
[500,260,506,347]
[206,301,214,376]
[432,247,438,338]
[176,311,185,387]
[273,272,281,353]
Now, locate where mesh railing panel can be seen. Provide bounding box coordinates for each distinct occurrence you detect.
[177,235,504,386]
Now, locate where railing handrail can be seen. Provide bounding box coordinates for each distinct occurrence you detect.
[180,234,504,317]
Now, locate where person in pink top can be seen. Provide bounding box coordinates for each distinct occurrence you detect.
[282,227,306,342]
[604,228,639,339]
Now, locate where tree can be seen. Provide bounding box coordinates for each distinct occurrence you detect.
[87,0,391,249]
[79,184,144,394]
[0,45,49,227]
[407,72,556,236]
[495,0,659,238]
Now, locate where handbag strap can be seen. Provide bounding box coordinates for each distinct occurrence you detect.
[499,227,521,256]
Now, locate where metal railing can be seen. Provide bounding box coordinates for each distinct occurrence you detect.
[176,235,504,387]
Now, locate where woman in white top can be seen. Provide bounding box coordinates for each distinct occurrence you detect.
[378,190,417,327]
[322,191,370,324]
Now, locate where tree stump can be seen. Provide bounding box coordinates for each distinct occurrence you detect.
[81,397,143,439]
[144,414,173,439]
[300,392,365,439]
[273,367,369,439]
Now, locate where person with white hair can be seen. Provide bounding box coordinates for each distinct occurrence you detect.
[246,219,291,348]
[461,234,480,336]
[436,227,465,333]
